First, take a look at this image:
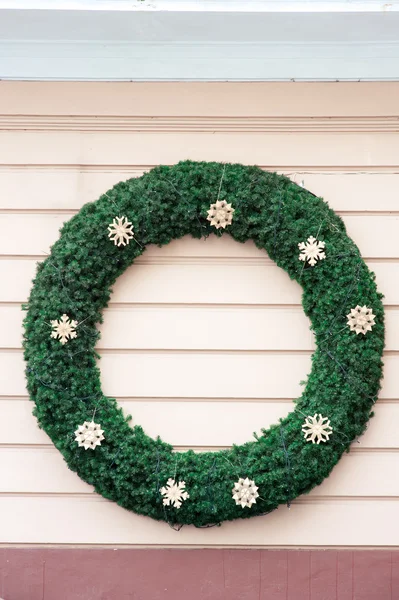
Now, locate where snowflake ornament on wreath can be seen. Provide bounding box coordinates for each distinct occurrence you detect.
[347,305,376,335]
[207,199,235,229]
[24,160,384,527]
[50,314,78,345]
[160,478,189,509]
[108,216,134,246]
[75,421,105,450]
[302,414,333,444]
[298,236,326,267]
[232,478,259,508]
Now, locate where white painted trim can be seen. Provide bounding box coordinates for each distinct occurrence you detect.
[1,1,399,12]
[1,6,399,80]
[1,41,399,81]
[2,115,399,132]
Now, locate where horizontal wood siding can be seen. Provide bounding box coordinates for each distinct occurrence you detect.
[0,82,398,547]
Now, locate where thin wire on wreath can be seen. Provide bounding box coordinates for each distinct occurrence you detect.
[271,194,380,449]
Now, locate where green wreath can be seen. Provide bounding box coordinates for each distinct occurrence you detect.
[23,161,384,528]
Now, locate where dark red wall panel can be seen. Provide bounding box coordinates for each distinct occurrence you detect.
[0,548,397,600]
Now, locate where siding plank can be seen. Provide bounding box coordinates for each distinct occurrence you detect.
[0,496,398,545]
[0,259,398,305]
[0,448,397,498]
[1,169,399,212]
[3,305,399,351]
[3,351,394,399]
[1,131,399,167]
[0,399,397,449]
[1,82,399,117]
[0,216,398,258]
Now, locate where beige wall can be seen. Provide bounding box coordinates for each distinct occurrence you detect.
[0,82,399,547]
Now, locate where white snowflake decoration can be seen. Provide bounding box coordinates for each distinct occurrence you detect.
[207,200,235,229]
[302,414,333,444]
[160,478,189,509]
[347,305,376,335]
[298,236,326,267]
[74,421,105,450]
[232,477,259,509]
[108,216,134,246]
[50,314,78,345]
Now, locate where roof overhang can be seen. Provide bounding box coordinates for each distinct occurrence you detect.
[1,1,399,81]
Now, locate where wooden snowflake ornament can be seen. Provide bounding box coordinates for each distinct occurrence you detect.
[207,200,235,229]
[160,478,189,509]
[75,421,105,450]
[298,236,326,266]
[302,414,333,444]
[347,305,376,335]
[108,216,134,246]
[50,314,78,345]
[232,477,259,508]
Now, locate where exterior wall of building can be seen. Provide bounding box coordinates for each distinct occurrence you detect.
[0,82,399,549]
[2,548,399,600]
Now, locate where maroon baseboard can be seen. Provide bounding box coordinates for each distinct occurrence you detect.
[0,548,398,600]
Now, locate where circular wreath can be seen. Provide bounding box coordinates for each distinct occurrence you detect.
[24,161,384,528]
